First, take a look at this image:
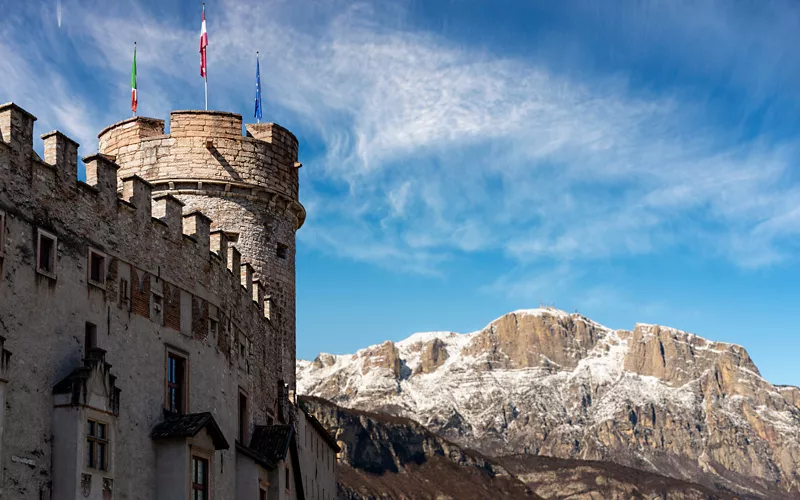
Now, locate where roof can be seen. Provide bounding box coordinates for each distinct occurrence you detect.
[249,424,294,463]
[299,402,341,453]
[151,411,229,450]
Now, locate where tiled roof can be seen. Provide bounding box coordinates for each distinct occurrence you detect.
[151,411,229,450]
[249,424,293,463]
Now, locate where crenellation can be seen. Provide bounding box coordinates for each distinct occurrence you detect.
[228,244,242,277]
[121,175,154,224]
[83,154,119,209]
[152,193,185,241]
[253,279,264,308]
[0,102,36,159]
[241,262,254,294]
[183,211,212,254]
[41,131,79,183]
[210,229,229,263]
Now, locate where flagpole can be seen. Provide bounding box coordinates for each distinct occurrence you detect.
[256,51,260,123]
[204,3,208,110]
[133,41,137,118]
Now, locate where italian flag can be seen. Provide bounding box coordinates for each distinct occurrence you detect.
[131,43,138,114]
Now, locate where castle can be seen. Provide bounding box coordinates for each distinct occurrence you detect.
[0,102,339,499]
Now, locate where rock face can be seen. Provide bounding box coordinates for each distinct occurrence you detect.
[300,395,738,500]
[298,396,537,500]
[297,308,800,499]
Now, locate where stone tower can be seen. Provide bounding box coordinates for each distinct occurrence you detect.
[97,110,305,387]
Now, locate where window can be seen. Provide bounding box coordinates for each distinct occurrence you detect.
[152,292,164,323]
[260,488,267,500]
[119,278,130,304]
[191,456,209,500]
[85,322,97,357]
[285,467,290,492]
[36,229,57,277]
[264,297,272,321]
[276,243,288,260]
[208,305,219,338]
[238,389,248,444]
[86,419,108,471]
[238,334,250,373]
[166,351,187,413]
[88,248,107,287]
[0,210,5,257]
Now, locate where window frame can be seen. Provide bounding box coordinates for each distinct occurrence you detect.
[238,388,248,444]
[0,210,5,257]
[87,248,108,288]
[36,228,57,278]
[85,322,97,357]
[165,347,189,414]
[208,304,219,338]
[151,291,164,323]
[190,455,210,500]
[85,418,109,471]
[119,278,130,305]
[264,296,272,321]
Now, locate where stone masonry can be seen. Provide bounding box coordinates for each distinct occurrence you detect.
[0,102,328,499]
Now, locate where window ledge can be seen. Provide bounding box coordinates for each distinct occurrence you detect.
[88,279,106,290]
[36,268,56,280]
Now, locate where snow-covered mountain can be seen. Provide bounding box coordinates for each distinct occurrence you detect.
[297,308,800,498]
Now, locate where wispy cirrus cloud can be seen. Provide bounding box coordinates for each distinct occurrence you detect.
[3,0,800,282]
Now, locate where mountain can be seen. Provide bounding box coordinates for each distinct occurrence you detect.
[297,308,800,499]
[300,395,738,500]
[298,396,537,499]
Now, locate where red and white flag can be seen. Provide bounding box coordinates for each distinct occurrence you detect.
[199,4,208,78]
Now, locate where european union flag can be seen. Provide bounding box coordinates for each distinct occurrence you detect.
[254,53,263,122]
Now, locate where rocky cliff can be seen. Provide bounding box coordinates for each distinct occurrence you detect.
[297,308,800,499]
[300,395,739,499]
[298,396,537,499]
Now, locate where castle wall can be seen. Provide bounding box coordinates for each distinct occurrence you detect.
[0,103,303,499]
[97,110,303,387]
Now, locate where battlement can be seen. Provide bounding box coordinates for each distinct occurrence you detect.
[0,103,278,350]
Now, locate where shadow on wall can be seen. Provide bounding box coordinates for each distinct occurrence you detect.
[209,146,242,182]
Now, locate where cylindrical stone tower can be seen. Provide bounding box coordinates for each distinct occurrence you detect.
[98,110,305,387]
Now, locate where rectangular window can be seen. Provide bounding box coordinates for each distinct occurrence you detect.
[166,351,187,414]
[264,297,272,321]
[260,488,267,500]
[191,456,209,500]
[86,419,108,471]
[238,389,248,444]
[285,467,290,493]
[88,248,107,287]
[85,322,97,357]
[119,278,130,304]
[208,304,219,338]
[276,243,288,260]
[152,292,164,323]
[0,210,5,257]
[36,229,57,277]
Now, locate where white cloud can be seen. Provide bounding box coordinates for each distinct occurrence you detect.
[3,0,800,280]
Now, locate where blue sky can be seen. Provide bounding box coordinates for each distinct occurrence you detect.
[2,0,800,386]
